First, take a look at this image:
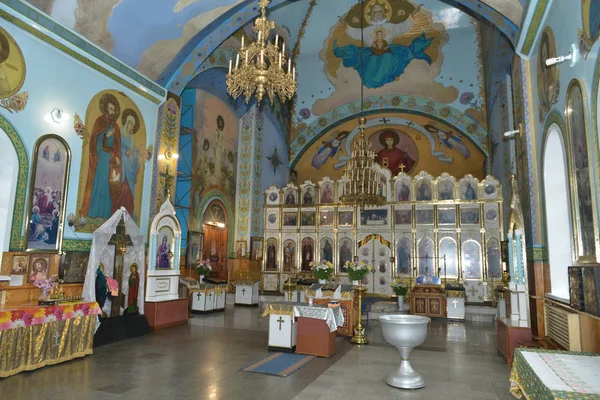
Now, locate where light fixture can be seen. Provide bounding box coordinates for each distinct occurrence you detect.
[545,43,579,67]
[226,0,297,105]
[50,108,70,124]
[339,0,385,209]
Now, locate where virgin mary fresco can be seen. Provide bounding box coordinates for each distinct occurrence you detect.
[334,2,432,89]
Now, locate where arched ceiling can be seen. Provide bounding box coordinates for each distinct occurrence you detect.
[25,0,525,87]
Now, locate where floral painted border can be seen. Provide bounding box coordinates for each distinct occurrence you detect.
[0,114,28,251]
[235,110,255,241]
[250,111,264,238]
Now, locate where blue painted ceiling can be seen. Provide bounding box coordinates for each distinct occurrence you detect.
[25,0,524,86]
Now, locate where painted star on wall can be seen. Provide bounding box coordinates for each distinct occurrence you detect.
[267,147,282,175]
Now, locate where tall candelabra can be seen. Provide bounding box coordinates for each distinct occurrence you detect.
[339,117,386,207]
[351,285,368,345]
[226,0,297,105]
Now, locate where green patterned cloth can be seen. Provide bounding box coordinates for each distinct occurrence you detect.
[510,348,600,399]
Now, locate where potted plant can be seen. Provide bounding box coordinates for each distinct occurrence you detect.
[310,260,334,283]
[195,259,212,282]
[392,281,409,310]
[346,260,371,285]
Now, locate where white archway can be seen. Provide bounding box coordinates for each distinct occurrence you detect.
[543,123,573,299]
[0,126,19,251]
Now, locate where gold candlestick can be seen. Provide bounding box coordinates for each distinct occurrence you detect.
[283,281,295,302]
[351,285,368,345]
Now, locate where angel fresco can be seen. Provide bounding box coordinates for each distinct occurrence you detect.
[312,131,349,169]
[424,124,470,159]
[333,1,432,88]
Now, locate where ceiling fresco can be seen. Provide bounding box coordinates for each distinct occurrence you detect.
[23,0,523,84]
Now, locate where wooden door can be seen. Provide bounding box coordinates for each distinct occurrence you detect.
[203,224,228,279]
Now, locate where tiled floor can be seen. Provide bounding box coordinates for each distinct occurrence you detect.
[0,304,514,400]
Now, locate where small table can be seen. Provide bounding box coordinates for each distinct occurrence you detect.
[262,302,344,357]
[0,301,101,378]
[446,289,465,320]
[510,348,600,399]
[234,280,260,306]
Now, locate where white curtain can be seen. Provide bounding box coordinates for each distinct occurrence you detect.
[82,207,146,316]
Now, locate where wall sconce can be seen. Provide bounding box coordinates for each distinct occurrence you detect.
[504,123,522,138]
[50,108,70,124]
[545,43,579,67]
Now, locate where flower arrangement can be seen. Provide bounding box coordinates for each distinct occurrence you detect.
[34,274,61,298]
[345,260,371,281]
[195,259,212,277]
[310,260,334,281]
[392,281,409,298]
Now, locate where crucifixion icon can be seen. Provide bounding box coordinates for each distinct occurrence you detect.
[277,316,285,330]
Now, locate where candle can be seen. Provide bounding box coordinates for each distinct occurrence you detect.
[293,66,296,81]
[275,34,278,46]
[245,49,249,65]
[258,31,262,41]
[282,42,285,55]
[279,52,282,68]
[288,62,291,74]
[235,53,239,68]
[241,36,244,48]
[229,59,232,74]
[260,49,264,65]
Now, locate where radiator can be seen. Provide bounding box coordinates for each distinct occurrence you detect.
[544,303,581,351]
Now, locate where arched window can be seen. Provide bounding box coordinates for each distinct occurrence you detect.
[566,80,597,261]
[543,123,572,298]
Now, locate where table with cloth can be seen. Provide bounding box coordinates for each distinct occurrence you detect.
[262,302,344,357]
[510,348,600,399]
[0,301,101,378]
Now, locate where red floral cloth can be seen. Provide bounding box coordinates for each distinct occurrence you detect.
[0,302,101,331]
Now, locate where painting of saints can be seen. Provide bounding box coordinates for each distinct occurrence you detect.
[397,238,410,274]
[125,264,139,314]
[311,131,349,169]
[321,239,333,262]
[463,183,477,200]
[487,239,501,279]
[29,258,48,282]
[416,180,431,201]
[115,109,141,217]
[283,241,295,272]
[301,238,314,271]
[375,130,417,176]
[266,240,277,270]
[438,180,454,200]
[417,237,434,276]
[303,187,314,204]
[285,190,296,205]
[321,183,334,203]
[396,181,411,201]
[536,29,558,120]
[156,235,171,269]
[80,93,122,220]
[439,239,457,277]
[0,28,26,99]
[339,239,352,272]
[333,2,432,88]
[0,31,11,95]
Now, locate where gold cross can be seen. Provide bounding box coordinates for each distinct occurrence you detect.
[277,316,285,330]
[399,164,406,173]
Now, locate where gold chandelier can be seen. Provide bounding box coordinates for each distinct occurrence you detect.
[340,117,386,207]
[226,0,297,105]
[339,0,385,208]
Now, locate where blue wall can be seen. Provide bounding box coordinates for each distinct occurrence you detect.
[0,9,162,249]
